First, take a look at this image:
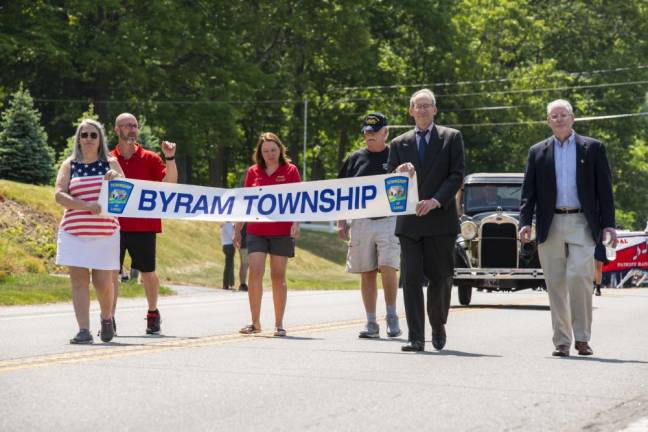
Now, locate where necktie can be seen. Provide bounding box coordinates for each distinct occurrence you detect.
[417,130,428,162]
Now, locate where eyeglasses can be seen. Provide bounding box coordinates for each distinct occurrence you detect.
[413,103,433,111]
[120,123,139,129]
[548,113,571,121]
[80,132,99,139]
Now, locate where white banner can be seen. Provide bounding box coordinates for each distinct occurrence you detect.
[98,173,419,222]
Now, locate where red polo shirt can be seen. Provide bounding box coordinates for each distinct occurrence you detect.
[244,162,301,237]
[111,144,166,232]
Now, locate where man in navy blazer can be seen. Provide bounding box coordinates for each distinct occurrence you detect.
[388,89,465,352]
[519,99,617,357]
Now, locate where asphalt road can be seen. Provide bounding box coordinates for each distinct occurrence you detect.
[1,287,647,432]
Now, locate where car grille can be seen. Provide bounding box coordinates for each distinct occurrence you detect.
[480,222,517,268]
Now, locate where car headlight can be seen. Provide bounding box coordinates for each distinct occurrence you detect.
[460,221,477,240]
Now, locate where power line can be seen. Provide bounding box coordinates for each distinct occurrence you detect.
[31,78,648,107]
[330,80,648,104]
[446,94,648,113]
[331,64,648,92]
[387,111,648,129]
[323,93,648,117]
[32,97,296,105]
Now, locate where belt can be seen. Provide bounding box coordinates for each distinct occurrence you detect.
[554,208,583,214]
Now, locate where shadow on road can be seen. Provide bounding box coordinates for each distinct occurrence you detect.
[452,304,550,311]
[412,349,502,358]
[559,356,648,364]
[329,347,502,358]
[256,335,322,341]
[111,334,185,339]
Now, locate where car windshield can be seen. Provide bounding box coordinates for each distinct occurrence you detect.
[463,183,522,214]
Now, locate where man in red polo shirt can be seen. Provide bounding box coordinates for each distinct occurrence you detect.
[111,112,177,335]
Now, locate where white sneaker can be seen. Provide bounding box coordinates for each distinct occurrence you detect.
[386,315,402,337]
[358,322,380,338]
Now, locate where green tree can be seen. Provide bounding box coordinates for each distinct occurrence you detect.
[56,103,99,166]
[137,116,160,151]
[0,85,55,184]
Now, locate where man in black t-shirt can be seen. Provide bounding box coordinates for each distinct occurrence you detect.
[337,113,402,339]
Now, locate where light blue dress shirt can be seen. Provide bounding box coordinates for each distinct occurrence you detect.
[553,132,581,209]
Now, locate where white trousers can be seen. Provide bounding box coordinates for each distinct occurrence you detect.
[538,213,595,347]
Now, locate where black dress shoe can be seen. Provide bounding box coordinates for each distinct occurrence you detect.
[432,325,446,350]
[401,341,425,352]
[575,341,593,356]
[552,345,570,357]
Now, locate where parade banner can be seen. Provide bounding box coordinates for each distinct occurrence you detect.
[98,173,419,222]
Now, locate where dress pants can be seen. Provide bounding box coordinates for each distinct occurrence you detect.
[538,213,595,347]
[400,235,455,343]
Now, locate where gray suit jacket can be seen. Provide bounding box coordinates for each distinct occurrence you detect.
[387,125,465,239]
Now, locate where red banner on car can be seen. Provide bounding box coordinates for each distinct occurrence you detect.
[602,231,648,272]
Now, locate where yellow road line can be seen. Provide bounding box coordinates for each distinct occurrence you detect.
[0,319,369,373]
[0,302,522,373]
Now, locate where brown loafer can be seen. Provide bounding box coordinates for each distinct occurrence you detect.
[552,345,570,357]
[575,341,593,356]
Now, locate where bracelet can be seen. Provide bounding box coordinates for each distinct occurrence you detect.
[165,156,175,161]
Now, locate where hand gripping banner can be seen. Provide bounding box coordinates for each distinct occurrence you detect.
[98,173,419,222]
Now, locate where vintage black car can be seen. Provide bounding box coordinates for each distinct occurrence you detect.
[453,173,545,305]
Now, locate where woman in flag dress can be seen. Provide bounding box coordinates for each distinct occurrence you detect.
[54,119,123,344]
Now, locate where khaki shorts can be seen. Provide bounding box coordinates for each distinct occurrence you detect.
[346,217,400,273]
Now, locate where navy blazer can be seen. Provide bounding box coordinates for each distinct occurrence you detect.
[387,125,465,238]
[519,134,615,244]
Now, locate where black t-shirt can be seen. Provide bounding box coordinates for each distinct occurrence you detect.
[337,147,390,179]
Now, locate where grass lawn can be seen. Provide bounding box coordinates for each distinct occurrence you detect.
[1,179,362,305]
[154,221,358,290]
[0,273,174,306]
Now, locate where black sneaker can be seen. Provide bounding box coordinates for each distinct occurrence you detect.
[100,318,114,342]
[239,284,248,292]
[70,329,93,344]
[98,317,117,338]
[146,310,161,334]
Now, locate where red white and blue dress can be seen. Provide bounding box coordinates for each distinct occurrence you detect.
[55,160,120,270]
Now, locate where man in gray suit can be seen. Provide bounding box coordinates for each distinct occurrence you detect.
[388,88,465,352]
[519,99,616,357]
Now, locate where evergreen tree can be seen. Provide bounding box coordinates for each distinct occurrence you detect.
[0,85,55,184]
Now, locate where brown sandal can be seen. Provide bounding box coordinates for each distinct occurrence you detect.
[239,324,261,334]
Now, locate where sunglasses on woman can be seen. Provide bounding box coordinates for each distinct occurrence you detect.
[80,132,98,139]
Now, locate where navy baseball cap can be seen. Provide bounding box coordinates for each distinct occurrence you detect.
[361,112,388,132]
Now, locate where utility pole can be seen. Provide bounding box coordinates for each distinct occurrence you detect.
[303,96,308,181]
